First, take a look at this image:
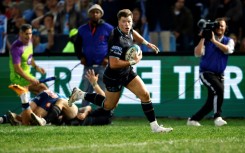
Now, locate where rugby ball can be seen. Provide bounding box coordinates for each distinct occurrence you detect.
[125,44,142,61]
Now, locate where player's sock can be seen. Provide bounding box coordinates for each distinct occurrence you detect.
[20,93,30,110]
[141,101,156,122]
[85,93,106,107]
[45,105,61,124]
[22,103,30,110]
[20,93,29,103]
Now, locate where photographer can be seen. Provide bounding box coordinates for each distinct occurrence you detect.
[187,17,234,127]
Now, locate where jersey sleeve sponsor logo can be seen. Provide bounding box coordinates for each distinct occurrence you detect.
[111,45,122,56]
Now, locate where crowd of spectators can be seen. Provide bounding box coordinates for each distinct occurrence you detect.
[0,0,245,53]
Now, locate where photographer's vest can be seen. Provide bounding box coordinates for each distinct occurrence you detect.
[199,36,230,74]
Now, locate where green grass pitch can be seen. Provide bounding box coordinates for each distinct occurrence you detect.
[1,118,245,153]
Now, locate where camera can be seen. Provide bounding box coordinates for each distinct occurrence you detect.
[197,19,219,40]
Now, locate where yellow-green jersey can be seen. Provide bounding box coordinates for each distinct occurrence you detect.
[9,39,35,86]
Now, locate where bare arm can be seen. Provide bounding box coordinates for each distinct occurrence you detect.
[132,30,159,54]
[85,69,105,96]
[132,29,145,43]
[31,58,46,74]
[210,32,234,54]
[31,15,45,27]
[77,106,92,120]
[194,38,205,57]
[13,63,39,85]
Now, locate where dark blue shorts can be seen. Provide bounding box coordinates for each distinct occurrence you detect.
[31,90,59,111]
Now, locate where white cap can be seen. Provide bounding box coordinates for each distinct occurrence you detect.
[88,4,104,16]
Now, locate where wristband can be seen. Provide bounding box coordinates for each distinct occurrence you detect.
[129,60,136,65]
[142,40,149,45]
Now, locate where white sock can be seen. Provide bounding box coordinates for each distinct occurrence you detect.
[150,120,158,128]
[20,93,29,104]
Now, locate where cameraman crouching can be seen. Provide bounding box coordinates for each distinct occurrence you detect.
[187,17,235,127]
